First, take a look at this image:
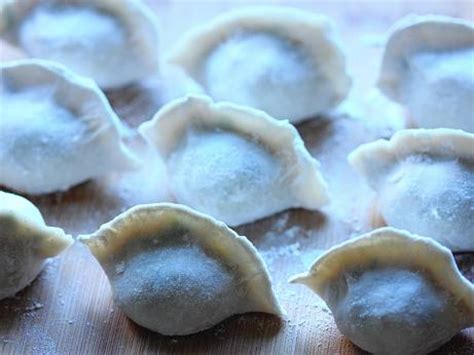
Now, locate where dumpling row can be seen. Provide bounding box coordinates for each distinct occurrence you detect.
[2,4,472,132]
[5,84,466,249]
[304,15,474,353]
[0,59,330,225]
[1,191,282,336]
[1,3,353,122]
[0,6,333,339]
[1,10,471,256]
[0,7,473,352]
[5,191,473,353]
[312,15,473,353]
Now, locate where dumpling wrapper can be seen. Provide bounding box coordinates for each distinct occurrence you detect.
[138,95,329,226]
[167,6,351,122]
[79,203,283,336]
[378,15,474,132]
[290,227,474,355]
[0,59,138,194]
[0,0,159,89]
[0,191,73,300]
[348,128,473,251]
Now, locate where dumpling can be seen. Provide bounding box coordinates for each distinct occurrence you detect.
[348,128,473,251]
[138,95,329,226]
[0,191,73,300]
[378,15,474,132]
[0,59,138,195]
[290,227,474,355]
[79,203,283,335]
[166,7,351,122]
[0,0,159,89]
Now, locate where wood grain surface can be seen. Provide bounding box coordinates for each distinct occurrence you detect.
[1,1,473,354]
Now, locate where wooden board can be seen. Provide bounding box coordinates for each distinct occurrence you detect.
[1,1,473,354]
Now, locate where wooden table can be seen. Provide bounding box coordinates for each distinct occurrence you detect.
[1,1,473,354]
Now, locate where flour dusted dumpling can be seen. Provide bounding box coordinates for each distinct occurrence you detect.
[378,15,474,132]
[290,227,474,355]
[0,191,73,300]
[0,60,137,194]
[348,129,474,251]
[138,95,329,226]
[79,203,282,335]
[167,7,351,122]
[0,0,159,89]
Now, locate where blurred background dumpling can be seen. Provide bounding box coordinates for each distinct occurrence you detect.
[0,0,160,89]
[167,7,351,123]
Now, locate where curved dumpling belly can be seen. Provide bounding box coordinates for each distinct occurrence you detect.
[405,48,474,131]
[203,31,333,120]
[1,220,46,300]
[113,243,243,335]
[332,267,461,355]
[168,129,291,226]
[378,157,474,250]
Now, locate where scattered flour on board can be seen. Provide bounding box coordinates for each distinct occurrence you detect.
[24,301,43,313]
[261,242,301,266]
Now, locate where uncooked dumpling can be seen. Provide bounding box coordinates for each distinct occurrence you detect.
[290,227,474,355]
[348,128,473,251]
[167,7,351,122]
[0,60,138,194]
[79,203,282,336]
[0,0,159,89]
[138,95,329,226]
[0,191,73,300]
[378,15,474,132]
